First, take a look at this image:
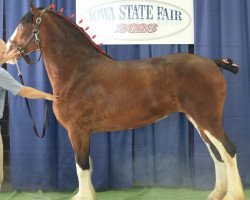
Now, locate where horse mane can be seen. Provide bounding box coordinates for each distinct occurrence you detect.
[20,7,112,59]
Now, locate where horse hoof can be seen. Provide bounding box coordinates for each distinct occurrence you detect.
[222,193,245,200]
[71,194,96,200]
[207,189,226,200]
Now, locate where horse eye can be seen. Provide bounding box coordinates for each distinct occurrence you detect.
[19,24,25,29]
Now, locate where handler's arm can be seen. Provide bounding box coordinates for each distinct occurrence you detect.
[18,86,54,101]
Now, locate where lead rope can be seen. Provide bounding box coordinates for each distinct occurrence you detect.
[15,60,49,139]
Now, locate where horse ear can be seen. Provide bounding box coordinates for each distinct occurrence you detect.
[30,2,38,14]
[45,4,53,11]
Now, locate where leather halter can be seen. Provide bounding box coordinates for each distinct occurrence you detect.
[9,8,48,64]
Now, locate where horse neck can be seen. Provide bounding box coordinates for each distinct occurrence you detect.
[39,13,106,92]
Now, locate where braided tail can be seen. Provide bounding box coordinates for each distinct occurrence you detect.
[213,58,239,74]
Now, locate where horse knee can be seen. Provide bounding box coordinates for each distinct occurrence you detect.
[76,153,90,170]
[68,131,91,171]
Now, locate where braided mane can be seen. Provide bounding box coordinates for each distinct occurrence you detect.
[51,10,112,59]
[20,7,112,59]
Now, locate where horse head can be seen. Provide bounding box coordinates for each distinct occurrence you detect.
[6,4,52,64]
[6,3,112,93]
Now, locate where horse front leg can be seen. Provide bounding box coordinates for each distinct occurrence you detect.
[68,129,96,200]
[74,156,96,200]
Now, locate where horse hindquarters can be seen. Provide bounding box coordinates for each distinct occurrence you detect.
[175,59,245,199]
[68,128,96,200]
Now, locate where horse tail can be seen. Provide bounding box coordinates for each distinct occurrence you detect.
[213,58,239,74]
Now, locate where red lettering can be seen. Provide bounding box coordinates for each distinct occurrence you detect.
[115,23,158,33]
[147,24,158,33]
[115,23,127,33]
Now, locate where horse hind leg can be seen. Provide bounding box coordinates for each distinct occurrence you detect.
[203,128,245,200]
[201,132,228,200]
[187,117,227,200]
[186,115,244,200]
[68,129,96,200]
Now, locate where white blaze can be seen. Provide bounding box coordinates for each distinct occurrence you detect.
[6,26,19,65]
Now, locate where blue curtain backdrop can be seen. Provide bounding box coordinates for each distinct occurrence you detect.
[0,0,249,191]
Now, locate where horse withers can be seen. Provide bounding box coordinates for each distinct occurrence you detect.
[6,4,245,200]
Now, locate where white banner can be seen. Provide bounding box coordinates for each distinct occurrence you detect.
[76,0,194,44]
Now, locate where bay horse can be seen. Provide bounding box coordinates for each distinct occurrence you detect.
[6,4,245,200]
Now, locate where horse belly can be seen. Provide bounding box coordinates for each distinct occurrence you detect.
[92,94,177,132]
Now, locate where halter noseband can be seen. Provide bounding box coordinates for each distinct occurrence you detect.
[9,8,48,64]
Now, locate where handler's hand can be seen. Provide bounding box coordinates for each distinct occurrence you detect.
[4,50,20,62]
[45,94,59,102]
[2,50,20,64]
